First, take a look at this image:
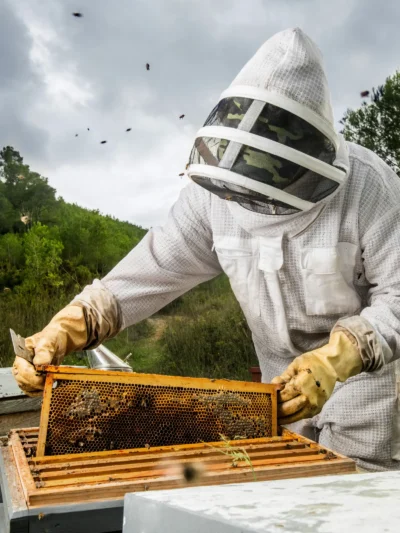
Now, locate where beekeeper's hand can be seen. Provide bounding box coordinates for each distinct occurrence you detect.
[11,280,122,397]
[272,331,363,424]
[12,305,88,396]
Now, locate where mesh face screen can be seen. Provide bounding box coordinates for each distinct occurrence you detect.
[204,97,336,158]
[188,96,343,211]
[39,370,276,456]
[189,138,340,206]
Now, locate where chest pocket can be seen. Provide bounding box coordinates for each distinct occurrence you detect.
[214,236,260,316]
[301,243,361,316]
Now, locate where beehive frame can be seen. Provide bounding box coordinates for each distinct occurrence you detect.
[6,427,356,508]
[36,366,280,457]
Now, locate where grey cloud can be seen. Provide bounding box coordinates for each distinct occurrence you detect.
[0,2,33,87]
[0,1,49,160]
[0,0,399,226]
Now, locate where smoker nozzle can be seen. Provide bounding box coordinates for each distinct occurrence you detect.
[84,344,133,372]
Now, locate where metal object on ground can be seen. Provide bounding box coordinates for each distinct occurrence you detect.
[35,366,279,456]
[85,345,133,372]
[3,428,355,513]
[123,470,400,533]
[9,330,34,364]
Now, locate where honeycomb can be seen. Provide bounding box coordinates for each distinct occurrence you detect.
[42,378,274,455]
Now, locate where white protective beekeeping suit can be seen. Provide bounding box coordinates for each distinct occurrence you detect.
[75,28,400,471]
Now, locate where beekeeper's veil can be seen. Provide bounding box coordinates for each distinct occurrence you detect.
[187,28,347,214]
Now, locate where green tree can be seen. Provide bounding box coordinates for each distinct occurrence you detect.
[20,223,64,294]
[0,146,149,366]
[0,233,24,288]
[0,146,58,226]
[0,186,19,234]
[340,72,400,174]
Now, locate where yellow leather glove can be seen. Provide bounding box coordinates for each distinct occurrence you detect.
[271,331,363,425]
[12,305,87,397]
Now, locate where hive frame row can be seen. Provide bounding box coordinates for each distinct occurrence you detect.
[7,427,356,508]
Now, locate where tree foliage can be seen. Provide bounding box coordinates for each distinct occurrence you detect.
[21,223,64,293]
[0,146,257,379]
[0,146,147,365]
[0,146,146,298]
[341,72,400,174]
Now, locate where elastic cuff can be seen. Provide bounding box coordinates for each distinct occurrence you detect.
[332,315,392,372]
[71,279,123,349]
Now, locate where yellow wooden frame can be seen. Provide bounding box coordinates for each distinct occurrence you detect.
[36,366,280,457]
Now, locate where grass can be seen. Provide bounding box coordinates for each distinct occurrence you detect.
[0,290,72,367]
[204,434,257,480]
[104,321,165,374]
[157,276,258,380]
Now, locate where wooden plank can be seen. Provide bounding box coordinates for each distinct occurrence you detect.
[27,458,355,507]
[0,445,28,514]
[31,442,308,472]
[31,435,296,464]
[0,397,42,415]
[271,381,278,436]
[36,365,280,395]
[38,453,331,488]
[0,411,41,437]
[30,437,303,462]
[281,429,352,463]
[35,449,321,481]
[8,432,37,505]
[28,437,302,465]
[14,428,39,436]
[35,373,54,457]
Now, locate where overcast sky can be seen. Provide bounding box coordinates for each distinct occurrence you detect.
[1,0,399,228]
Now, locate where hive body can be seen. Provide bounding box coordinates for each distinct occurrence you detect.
[6,428,356,508]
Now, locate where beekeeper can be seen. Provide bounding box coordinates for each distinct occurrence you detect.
[13,28,400,471]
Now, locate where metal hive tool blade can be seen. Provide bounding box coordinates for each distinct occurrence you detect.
[10,329,35,364]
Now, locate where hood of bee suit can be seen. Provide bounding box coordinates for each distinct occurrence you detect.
[187,27,350,216]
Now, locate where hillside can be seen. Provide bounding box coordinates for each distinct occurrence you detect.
[0,146,257,379]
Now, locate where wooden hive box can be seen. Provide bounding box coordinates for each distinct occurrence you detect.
[2,366,356,513]
[6,427,356,508]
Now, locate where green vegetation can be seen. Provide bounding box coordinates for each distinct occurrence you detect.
[0,146,257,379]
[341,71,400,175]
[106,275,258,380]
[204,434,257,480]
[0,145,146,367]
